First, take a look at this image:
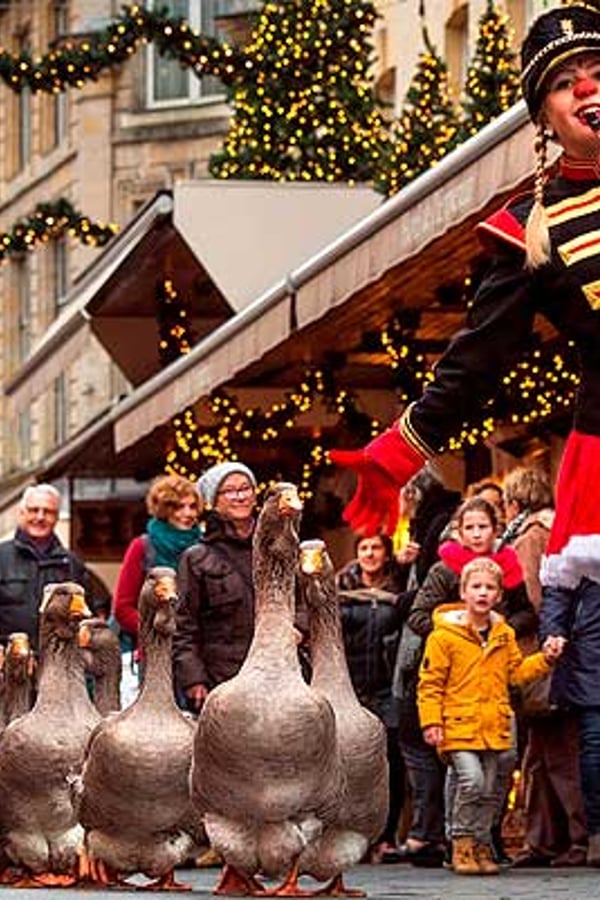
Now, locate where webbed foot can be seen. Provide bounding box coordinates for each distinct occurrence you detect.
[142,869,192,891]
[214,863,267,895]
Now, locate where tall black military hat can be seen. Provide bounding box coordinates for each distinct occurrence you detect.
[521,3,600,119]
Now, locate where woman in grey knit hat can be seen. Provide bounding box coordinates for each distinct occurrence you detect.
[173,461,258,712]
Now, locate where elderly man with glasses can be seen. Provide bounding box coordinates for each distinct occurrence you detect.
[173,461,261,713]
[0,483,107,649]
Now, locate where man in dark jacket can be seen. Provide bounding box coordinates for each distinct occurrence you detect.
[0,483,106,649]
[173,461,258,712]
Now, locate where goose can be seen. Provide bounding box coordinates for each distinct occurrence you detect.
[79,618,122,715]
[80,567,203,890]
[191,482,343,896]
[298,544,388,896]
[0,582,97,887]
[0,633,36,727]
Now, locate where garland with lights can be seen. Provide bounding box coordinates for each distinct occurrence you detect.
[0,3,245,94]
[0,198,117,261]
[167,364,380,498]
[209,0,392,183]
[155,279,382,497]
[459,0,520,140]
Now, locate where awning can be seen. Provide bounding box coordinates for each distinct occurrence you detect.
[113,101,539,452]
[173,180,379,311]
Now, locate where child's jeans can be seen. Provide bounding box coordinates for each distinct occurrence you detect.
[445,720,518,839]
[449,749,499,843]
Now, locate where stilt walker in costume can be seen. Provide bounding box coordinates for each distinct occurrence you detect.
[331,1,600,867]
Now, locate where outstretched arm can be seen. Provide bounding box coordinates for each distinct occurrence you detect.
[331,243,537,535]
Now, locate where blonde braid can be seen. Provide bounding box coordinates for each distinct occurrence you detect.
[525,124,551,269]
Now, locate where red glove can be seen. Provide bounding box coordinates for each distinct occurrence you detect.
[330,425,426,536]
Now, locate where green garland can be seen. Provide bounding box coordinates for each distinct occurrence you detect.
[0,198,118,261]
[0,3,246,94]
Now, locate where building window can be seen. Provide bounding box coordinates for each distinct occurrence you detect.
[18,84,32,170]
[52,1,69,146]
[52,240,69,315]
[146,0,222,106]
[15,256,31,363]
[445,4,469,102]
[54,373,68,445]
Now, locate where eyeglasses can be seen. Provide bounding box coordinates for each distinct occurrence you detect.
[217,485,255,500]
[24,506,58,517]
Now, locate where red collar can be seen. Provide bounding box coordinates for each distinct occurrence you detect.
[560,155,600,181]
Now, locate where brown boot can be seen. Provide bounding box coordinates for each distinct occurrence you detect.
[475,843,500,875]
[452,836,480,875]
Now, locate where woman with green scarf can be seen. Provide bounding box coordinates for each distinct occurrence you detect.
[114,474,202,646]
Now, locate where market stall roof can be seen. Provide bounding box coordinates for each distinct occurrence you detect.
[111,101,541,454]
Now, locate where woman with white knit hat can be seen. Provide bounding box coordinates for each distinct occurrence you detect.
[331,1,600,865]
[172,460,258,713]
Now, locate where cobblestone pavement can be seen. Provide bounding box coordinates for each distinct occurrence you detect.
[0,864,599,899]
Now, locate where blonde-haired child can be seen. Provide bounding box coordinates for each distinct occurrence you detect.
[417,557,564,876]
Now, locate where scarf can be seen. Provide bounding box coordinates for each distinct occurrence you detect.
[438,540,524,589]
[146,517,201,568]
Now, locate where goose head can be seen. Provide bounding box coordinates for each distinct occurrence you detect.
[138,567,178,639]
[38,582,92,646]
[299,541,336,611]
[5,631,36,684]
[253,483,303,576]
[78,618,121,677]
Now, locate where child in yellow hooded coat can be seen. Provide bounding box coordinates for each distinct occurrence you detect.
[417,557,564,876]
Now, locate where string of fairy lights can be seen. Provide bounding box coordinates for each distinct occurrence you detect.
[0,4,244,94]
[0,199,117,261]
[156,276,580,498]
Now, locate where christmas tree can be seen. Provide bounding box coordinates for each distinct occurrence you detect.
[209,0,391,184]
[460,0,520,139]
[375,24,460,197]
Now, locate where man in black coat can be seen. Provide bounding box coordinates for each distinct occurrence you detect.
[0,483,107,649]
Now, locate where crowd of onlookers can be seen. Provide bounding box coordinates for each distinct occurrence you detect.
[333,464,586,874]
[0,461,586,876]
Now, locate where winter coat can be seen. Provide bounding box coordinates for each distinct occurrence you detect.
[417,604,551,753]
[541,577,600,708]
[173,511,255,692]
[336,560,412,725]
[510,509,554,612]
[0,530,93,649]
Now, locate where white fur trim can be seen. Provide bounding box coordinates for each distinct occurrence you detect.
[541,534,600,588]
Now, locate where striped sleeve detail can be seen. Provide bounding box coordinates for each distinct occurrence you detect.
[399,404,436,459]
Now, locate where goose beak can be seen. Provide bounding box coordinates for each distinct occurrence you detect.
[278,486,303,515]
[154,574,177,604]
[69,593,92,620]
[78,622,92,648]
